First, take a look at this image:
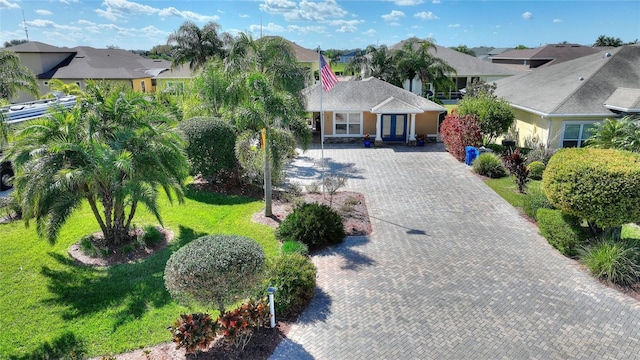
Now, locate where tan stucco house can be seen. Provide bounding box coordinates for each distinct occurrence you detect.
[303,77,446,145]
[494,45,640,150]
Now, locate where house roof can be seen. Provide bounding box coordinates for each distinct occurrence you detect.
[604,88,640,113]
[39,46,171,80]
[260,36,324,63]
[303,77,446,113]
[494,45,640,116]
[154,63,193,79]
[389,40,519,77]
[6,41,73,53]
[492,44,605,68]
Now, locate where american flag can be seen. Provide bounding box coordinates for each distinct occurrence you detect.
[320,55,339,92]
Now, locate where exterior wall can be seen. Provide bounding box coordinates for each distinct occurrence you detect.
[16,52,72,75]
[131,78,154,93]
[363,112,377,136]
[548,117,606,149]
[510,108,549,148]
[415,112,440,135]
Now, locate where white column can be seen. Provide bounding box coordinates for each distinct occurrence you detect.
[375,114,382,141]
[409,113,416,141]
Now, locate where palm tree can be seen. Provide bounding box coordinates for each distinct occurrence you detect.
[0,50,39,101]
[593,35,624,47]
[586,116,640,152]
[6,81,189,245]
[190,59,240,117]
[167,21,226,71]
[224,34,310,216]
[345,45,398,84]
[45,79,83,97]
[393,38,456,97]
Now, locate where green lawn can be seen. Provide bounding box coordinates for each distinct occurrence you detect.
[484,177,541,208]
[0,186,278,358]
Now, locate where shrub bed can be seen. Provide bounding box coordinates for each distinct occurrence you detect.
[581,239,640,286]
[537,208,587,257]
[276,203,345,252]
[260,253,317,319]
[472,153,507,178]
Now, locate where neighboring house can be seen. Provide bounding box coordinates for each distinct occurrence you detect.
[153,63,193,95]
[263,36,328,87]
[303,77,446,144]
[493,45,640,150]
[470,47,511,61]
[338,51,358,64]
[7,41,171,102]
[389,41,519,99]
[491,43,604,72]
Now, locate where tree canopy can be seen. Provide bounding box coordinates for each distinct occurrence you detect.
[0,49,39,101]
[167,21,227,71]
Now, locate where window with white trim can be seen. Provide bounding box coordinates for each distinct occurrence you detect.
[334,112,362,136]
[561,122,597,148]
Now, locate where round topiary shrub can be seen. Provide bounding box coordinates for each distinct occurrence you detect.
[472,153,507,178]
[542,148,640,229]
[527,161,546,180]
[178,117,237,182]
[261,253,317,319]
[164,234,265,315]
[276,203,345,252]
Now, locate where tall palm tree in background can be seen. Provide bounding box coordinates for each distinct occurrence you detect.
[394,37,456,97]
[6,82,189,245]
[167,21,226,71]
[224,34,310,216]
[345,45,399,84]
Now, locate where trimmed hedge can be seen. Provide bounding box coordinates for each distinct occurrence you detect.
[537,208,586,257]
[164,234,265,314]
[276,203,345,252]
[260,253,317,318]
[542,148,640,229]
[527,161,545,180]
[523,186,554,220]
[178,117,237,182]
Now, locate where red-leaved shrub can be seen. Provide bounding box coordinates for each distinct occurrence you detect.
[440,111,482,161]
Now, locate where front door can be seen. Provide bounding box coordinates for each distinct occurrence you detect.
[381,114,407,141]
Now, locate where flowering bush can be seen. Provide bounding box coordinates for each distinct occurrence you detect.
[439,111,482,162]
[168,313,217,354]
[218,298,270,350]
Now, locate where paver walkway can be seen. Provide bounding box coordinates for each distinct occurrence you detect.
[271,143,640,359]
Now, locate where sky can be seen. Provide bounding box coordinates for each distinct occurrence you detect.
[1,0,639,51]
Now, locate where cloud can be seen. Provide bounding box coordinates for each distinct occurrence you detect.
[363,29,376,36]
[239,14,250,18]
[522,11,533,20]
[414,11,438,20]
[391,0,424,5]
[158,8,219,22]
[26,19,81,32]
[249,22,285,34]
[382,10,405,22]
[288,25,328,34]
[0,0,20,9]
[553,18,563,23]
[432,0,441,3]
[77,19,97,26]
[59,0,79,4]
[35,9,53,16]
[95,0,218,22]
[448,23,460,28]
[329,19,364,32]
[260,0,348,22]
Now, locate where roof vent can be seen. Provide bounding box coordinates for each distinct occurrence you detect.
[579,77,584,81]
[604,52,612,58]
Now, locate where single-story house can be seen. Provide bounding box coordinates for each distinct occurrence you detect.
[493,45,640,149]
[303,77,446,144]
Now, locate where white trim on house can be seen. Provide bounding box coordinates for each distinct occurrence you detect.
[510,103,614,118]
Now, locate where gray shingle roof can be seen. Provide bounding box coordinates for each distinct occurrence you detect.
[492,44,604,68]
[40,46,171,80]
[494,45,640,116]
[6,41,73,53]
[303,77,446,113]
[604,88,640,112]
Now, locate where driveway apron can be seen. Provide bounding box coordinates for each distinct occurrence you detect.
[271,143,640,359]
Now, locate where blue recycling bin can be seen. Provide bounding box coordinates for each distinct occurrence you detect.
[465,146,479,165]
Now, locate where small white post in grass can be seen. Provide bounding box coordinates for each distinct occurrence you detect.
[267,287,277,328]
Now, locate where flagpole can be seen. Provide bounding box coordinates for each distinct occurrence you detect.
[318,47,325,194]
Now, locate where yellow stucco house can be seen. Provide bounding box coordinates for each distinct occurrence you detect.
[494,45,640,150]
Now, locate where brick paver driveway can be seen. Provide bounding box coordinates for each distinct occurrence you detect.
[271,143,640,359]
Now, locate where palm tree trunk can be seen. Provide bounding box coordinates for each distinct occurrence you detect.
[263,128,272,217]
